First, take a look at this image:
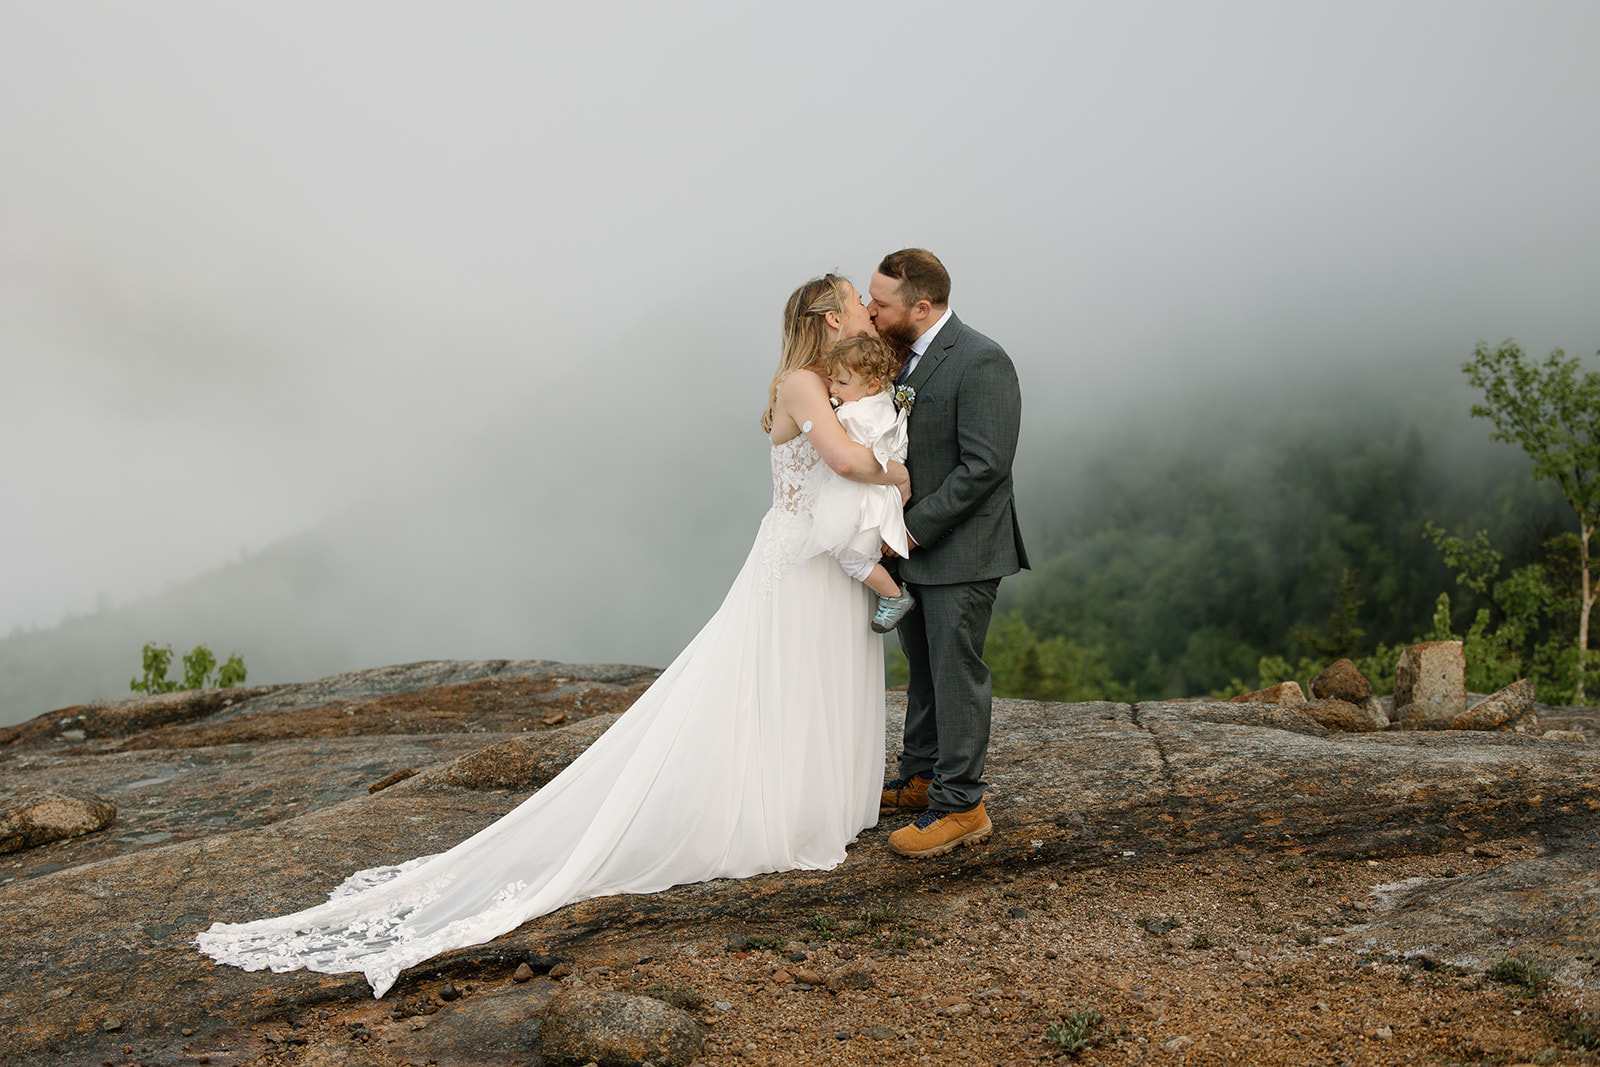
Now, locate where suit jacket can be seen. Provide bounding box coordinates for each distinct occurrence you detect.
[897,313,1029,585]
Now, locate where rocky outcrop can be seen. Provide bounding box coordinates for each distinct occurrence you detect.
[1453,678,1538,732]
[1393,641,1467,726]
[538,988,704,1066]
[1228,681,1305,706]
[1301,698,1386,732]
[0,789,115,852]
[1310,658,1388,728]
[0,660,1596,1066]
[1344,822,1600,988]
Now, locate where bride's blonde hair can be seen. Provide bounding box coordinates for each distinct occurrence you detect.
[763,273,853,432]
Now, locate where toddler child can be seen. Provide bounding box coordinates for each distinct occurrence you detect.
[804,333,917,633]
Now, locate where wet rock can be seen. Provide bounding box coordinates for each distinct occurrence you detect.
[1302,698,1386,733]
[1228,681,1305,706]
[1454,680,1536,731]
[537,987,703,1066]
[367,768,417,793]
[381,981,555,1066]
[390,718,617,795]
[1394,642,1467,727]
[1346,835,1600,990]
[0,789,116,853]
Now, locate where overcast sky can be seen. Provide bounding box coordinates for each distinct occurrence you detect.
[4,1,1599,645]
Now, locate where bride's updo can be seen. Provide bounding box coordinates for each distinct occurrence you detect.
[763,273,853,432]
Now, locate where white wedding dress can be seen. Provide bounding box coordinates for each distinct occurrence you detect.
[196,433,885,997]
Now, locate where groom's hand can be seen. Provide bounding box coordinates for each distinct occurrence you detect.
[881,532,917,559]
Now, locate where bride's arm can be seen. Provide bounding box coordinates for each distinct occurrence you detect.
[776,370,910,491]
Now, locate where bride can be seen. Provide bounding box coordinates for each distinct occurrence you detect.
[196,274,909,997]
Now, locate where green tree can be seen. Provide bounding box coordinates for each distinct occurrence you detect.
[1463,341,1600,697]
[1295,567,1366,660]
[130,642,247,694]
[983,614,1134,703]
[130,642,179,695]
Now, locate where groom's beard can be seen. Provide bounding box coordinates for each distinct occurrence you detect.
[877,319,920,350]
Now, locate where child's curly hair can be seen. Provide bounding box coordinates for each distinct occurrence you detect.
[821,333,901,392]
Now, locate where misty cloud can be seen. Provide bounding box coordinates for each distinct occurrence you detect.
[3,2,1599,718]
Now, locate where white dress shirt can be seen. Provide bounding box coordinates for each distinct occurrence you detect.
[897,306,953,383]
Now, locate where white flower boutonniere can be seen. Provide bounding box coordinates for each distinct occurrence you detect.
[893,384,916,414]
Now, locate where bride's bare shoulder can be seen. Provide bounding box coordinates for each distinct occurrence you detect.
[776,366,827,398]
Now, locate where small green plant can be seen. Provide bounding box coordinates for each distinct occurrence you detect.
[871,923,916,951]
[1561,1009,1600,1051]
[742,934,784,952]
[131,642,247,694]
[1190,934,1213,950]
[806,913,839,936]
[1044,1008,1105,1054]
[1295,931,1317,946]
[858,899,898,927]
[1486,956,1550,994]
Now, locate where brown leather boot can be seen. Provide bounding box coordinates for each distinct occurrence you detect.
[879,773,931,814]
[887,799,991,858]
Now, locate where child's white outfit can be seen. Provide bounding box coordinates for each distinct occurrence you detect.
[803,391,910,580]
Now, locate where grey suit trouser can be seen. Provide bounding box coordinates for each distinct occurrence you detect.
[896,577,1000,813]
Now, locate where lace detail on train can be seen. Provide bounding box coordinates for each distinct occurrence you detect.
[757,433,824,596]
[196,854,541,998]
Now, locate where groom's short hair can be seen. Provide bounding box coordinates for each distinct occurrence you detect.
[878,248,950,309]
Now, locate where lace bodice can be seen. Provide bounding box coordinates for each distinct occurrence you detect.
[759,432,826,595]
[771,431,823,515]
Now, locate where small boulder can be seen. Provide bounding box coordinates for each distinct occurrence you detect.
[1542,729,1588,743]
[1452,680,1535,731]
[1310,659,1373,704]
[1393,642,1467,727]
[1301,699,1386,733]
[1227,681,1305,706]
[827,966,875,992]
[0,790,116,854]
[538,988,704,1067]
[1310,659,1388,727]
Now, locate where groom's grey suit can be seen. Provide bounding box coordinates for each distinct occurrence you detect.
[895,312,1028,813]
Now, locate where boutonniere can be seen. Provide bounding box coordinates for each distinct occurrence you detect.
[893,384,916,414]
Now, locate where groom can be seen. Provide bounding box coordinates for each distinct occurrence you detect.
[868,248,1028,858]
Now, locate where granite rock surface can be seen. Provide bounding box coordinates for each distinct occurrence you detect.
[2,659,1597,1066]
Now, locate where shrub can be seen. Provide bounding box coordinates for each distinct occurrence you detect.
[130,642,247,695]
[1044,1008,1105,1054]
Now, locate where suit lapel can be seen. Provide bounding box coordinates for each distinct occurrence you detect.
[905,313,962,393]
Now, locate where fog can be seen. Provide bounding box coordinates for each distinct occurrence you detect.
[4,3,1600,716]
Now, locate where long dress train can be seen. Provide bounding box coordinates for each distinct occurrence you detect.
[195,434,885,997]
